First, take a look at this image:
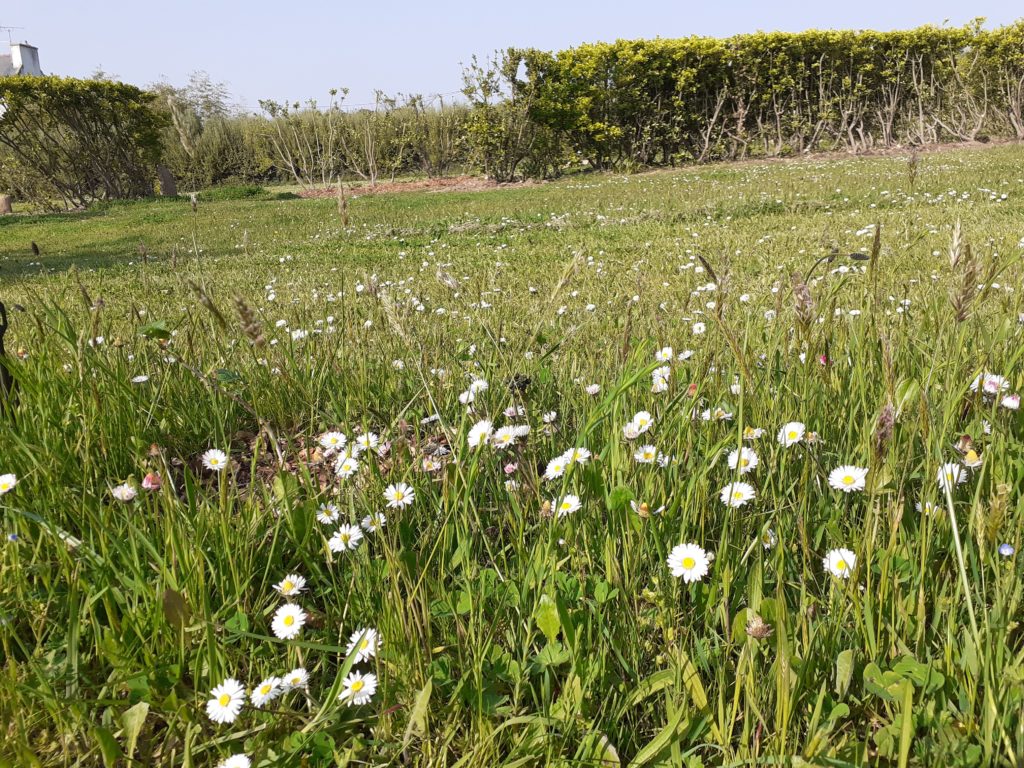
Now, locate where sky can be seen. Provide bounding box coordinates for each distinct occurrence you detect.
[6,1,1022,111]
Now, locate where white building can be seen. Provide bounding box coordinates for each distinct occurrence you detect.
[0,42,43,76]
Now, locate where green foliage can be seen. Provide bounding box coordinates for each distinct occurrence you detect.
[0,75,164,209]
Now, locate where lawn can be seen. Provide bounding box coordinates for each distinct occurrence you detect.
[1,143,1024,767]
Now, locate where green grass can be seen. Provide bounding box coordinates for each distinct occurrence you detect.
[2,143,1024,767]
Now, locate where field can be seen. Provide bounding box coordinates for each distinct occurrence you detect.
[2,143,1024,767]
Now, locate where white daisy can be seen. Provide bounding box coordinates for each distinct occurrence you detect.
[273,573,306,597]
[338,671,377,706]
[553,494,582,518]
[490,426,519,450]
[384,483,414,508]
[328,523,363,552]
[111,483,137,502]
[544,456,567,481]
[217,754,251,768]
[667,543,711,583]
[727,447,759,474]
[271,604,307,640]
[317,503,341,524]
[720,481,755,508]
[202,449,228,471]
[562,447,591,465]
[334,452,360,478]
[468,420,493,448]
[353,432,380,455]
[937,462,967,492]
[282,667,309,690]
[828,465,868,493]
[0,473,16,495]
[634,445,658,464]
[250,676,283,708]
[655,346,673,362]
[319,431,347,453]
[361,512,387,532]
[206,678,245,724]
[823,548,857,579]
[777,422,805,447]
[345,627,381,663]
[631,411,654,433]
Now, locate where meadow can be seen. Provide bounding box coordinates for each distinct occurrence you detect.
[1,143,1024,767]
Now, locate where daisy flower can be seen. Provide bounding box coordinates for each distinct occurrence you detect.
[622,422,642,441]
[938,462,967,492]
[760,528,777,549]
[334,452,360,478]
[544,456,567,481]
[585,384,601,396]
[743,426,765,440]
[490,426,519,449]
[542,411,558,424]
[971,373,1008,397]
[111,483,137,502]
[828,465,868,493]
[217,754,251,768]
[361,512,387,532]
[655,346,673,362]
[206,678,245,724]
[319,431,347,453]
[553,494,582,518]
[777,422,805,447]
[632,411,654,433]
[346,627,381,663]
[692,322,706,335]
[273,573,306,597]
[667,543,711,583]
[562,447,591,465]
[329,523,363,552]
[271,604,307,640]
[727,447,759,474]
[823,548,856,579]
[1001,393,1020,410]
[283,667,309,690]
[468,420,493,447]
[317,503,341,524]
[339,671,377,706]
[250,676,283,708]
[202,449,228,471]
[720,481,755,508]
[384,483,414,508]
[634,445,658,464]
[353,432,380,455]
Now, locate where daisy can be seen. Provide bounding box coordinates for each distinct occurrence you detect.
[384,483,414,508]
[727,447,759,474]
[250,676,283,708]
[692,322,706,335]
[828,465,868,493]
[271,604,307,640]
[562,447,591,465]
[334,453,360,478]
[720,482,755,508]
[274,573,306,597]
[634,445,658,464]
[131,375,150,384]
[206,678,245,724]
[938,462,967,492]
[667,543,711,583]
[542,411,558,424]
[202,449,228,472]
[655,346,673,362]
[777,422,805,447]
[319,431,347,453]
[743,426,764,440]
[283,667,309,690]
[823,548,856,579]
[329,524,363,552]
[490,426,518,450]
[760,528,777,549]
[217,755,251,768]
[553,494,582,518]
[317,503,341,524]
[632,411,654,433]
[544,456,567,481]
[971,373,1008,397]
[339,671,377,706]
[346,627,381,663]
[622,422,642,441]
[361,512,386,532]
[141,472,162,491]
[111,483,137,502]
[1001,393,1020,410]
[353,432,380,455]
[468,420,493,447]
[585,384,601,396]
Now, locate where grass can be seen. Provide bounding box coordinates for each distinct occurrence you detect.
[1,143,1024,767]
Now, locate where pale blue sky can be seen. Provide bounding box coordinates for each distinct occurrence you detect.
[7,1,1022,110]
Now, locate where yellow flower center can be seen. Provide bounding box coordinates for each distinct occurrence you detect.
[360,639,370,649]
[351,679,364,692]
[283,615,295,626]
[788,431,798,440]
[843,475,854,485]
[218,694,231,706]
[733,491,743,500]
[260,685,271,694]
[682,557,696,569]
[836,559,847,571]
[740,458,749,467]
[282,580,294,592]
